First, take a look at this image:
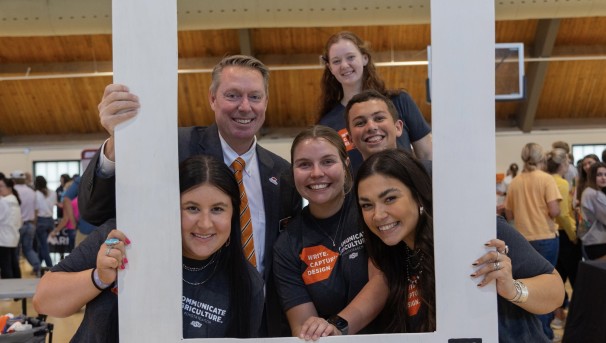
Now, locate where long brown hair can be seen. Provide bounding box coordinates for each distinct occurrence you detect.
[354,149,435,333]
[318,31,398,120]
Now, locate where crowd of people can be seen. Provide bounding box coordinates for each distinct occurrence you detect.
[1,31,602,342]
[499,140,606,341]
[0,171,83,280]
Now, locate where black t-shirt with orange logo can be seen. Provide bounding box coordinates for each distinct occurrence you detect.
[273,194,369,323]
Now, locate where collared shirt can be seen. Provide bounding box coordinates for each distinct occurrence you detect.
[220,133,267,276]
[14,184,36,222]
[97,136,268,275]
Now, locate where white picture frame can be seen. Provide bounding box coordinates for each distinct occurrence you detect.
[113,0,498,342]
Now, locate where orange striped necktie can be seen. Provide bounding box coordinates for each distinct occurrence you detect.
[231,157,257,267]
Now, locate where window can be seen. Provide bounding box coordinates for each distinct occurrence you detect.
[33,160,80,218]
[572,144,606,165]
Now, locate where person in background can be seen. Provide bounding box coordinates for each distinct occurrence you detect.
[60,176,97,246]
[318,31,432,172]
[273,126,386,340]
[24,172,35,189]
[34,175,56,268]
[504,143,562,340]
[0,176,23,279]
[77,55,301,337]
[545,149,581,332]
[355,149,564,341]
[50,196,78,252]
[55,174,71,221]
[574,154,600,211]
[579,162,606,261]
[11,170,41,277]
[602,149,606,163]
[552,141,577,193]
[34,155,265,340]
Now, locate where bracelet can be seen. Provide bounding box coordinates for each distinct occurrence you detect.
[508,279,529,303]
[91,268,113,291]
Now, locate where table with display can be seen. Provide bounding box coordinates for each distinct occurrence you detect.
[0,278,40,315]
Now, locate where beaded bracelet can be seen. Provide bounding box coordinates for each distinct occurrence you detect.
[508,279,529,303]
[91,268,113,291]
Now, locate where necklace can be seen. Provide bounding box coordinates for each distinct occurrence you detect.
[182,258,219,286]
[309,196,348,247]
[182,252,217,272]
[405,244,423,284]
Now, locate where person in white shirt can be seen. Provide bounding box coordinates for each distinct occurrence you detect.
[34,175,57,268]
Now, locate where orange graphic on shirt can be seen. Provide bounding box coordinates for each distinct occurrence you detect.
[407,275,421,316]
[300,245,339,285]
[338,129,355,152]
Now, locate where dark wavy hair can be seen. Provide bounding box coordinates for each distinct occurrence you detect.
[576,154,601,204]
[318,31,399,121]
[1,178,21,205]
[34,175,49,197]
[354,149,435,332]
[586,162,606,195]
[179,155,253,338]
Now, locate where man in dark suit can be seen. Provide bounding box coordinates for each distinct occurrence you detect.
[78,55,300,337]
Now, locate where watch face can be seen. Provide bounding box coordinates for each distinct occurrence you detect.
[328,315,348,332]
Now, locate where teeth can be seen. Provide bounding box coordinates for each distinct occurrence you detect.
[378,222,397,232]
[366,136,383,143]
[309,184,329,190]
[193,233,212,239]
[235,119,252,124]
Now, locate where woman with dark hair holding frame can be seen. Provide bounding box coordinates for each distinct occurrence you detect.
[34,155,264,341]
[355,149,564,341]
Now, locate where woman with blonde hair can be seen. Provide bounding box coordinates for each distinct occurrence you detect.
[545,148,581,330]
[505,142,562,340]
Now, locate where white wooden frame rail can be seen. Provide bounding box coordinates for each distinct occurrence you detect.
[112,0,498,342]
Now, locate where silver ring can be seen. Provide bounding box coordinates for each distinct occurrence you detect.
[493,261,501,271]
[105,247,113,256]
[499,245,509,255]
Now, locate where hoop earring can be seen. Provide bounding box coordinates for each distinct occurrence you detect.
[419,206,424,216]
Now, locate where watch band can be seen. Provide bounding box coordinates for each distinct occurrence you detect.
[327,315,349,335]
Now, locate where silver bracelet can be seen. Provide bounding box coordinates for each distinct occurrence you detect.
[508,279,529,303]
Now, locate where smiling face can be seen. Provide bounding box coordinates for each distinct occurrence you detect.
[357,174,419,248]
[347,99,403,160]
[180,183,233,260]
[210,66,268,154]
[582,157,597,174]
[327,39,369,89]
[596,167,606,188]
[293,138,348,217]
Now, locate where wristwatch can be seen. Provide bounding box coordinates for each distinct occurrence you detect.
[327,315,349,335]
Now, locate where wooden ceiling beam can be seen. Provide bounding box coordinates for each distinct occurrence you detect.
[238,29,254,56]
[516,18,560,133]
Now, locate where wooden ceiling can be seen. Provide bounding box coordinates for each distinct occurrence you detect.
[1,10,606,141]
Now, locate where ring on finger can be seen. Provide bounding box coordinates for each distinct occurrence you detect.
[493,261,501,271]
[499,245,509,255]
[105,247,113,256]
